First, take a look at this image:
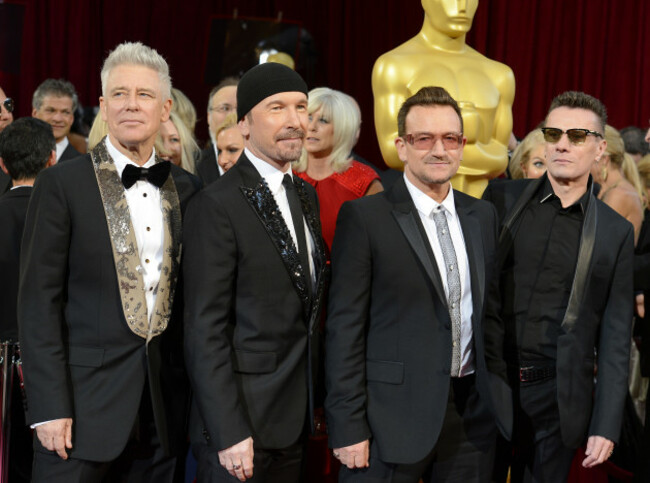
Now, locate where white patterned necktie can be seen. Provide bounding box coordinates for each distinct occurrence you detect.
[432,208,462,377]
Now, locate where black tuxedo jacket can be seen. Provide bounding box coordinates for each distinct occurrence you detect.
[196,144,220,186]
[183,153,328,452]
[58,142,82,163]
[483,176,634,447]
[0,187,31,341]
[324,177,511,465]
[18,152,201,462]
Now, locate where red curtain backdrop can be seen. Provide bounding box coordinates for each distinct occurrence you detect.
[2,0,649,170]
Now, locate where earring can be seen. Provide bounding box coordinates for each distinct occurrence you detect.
[601,166,608,182]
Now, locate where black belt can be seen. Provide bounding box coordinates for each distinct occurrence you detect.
[518,365,555,383]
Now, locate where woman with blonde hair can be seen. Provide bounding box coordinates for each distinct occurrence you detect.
[592,125,644,243]
[157,111,199,174]
[171,87,197,133]
[293,87,382,252]
[508,129,546,179]
[214,112,243,173]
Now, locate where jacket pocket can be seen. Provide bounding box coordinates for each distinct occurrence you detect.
[233,350,277,374]
[366,359,404,384]
[68,346,105,368]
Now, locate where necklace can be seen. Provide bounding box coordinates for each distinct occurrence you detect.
[600,180,622,201]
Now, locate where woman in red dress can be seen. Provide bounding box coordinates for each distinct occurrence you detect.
[293,87,383,255]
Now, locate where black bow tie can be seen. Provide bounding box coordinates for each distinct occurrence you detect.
[121,161,171,189]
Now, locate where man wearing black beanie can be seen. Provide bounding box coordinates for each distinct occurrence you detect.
[184,62,328,482]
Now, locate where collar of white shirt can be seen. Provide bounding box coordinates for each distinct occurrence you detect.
[245,148,292,194]
[55,136,69,161]
[403,173,457,218]
[105,136,157,179]
[212,141,225,176]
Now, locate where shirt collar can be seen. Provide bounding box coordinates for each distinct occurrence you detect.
[403,173,457,218]
[245,147,292,194]
[105,135,156,177]
[55,137,69,160]
[213,141,224,176]
[539,174,592,213]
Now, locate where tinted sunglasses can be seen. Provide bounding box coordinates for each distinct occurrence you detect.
[402,132,463,151]
[541,127,602,145]
[0,98,14,114]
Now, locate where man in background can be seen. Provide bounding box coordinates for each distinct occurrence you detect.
[32,78,81,162]
[196,77,238,185]
[0,117,55,483]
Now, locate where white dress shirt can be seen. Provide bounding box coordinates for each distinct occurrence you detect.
[55,137,69,162]
[106,136,165,322]
[246,148,315,284]
[404,175,475,376]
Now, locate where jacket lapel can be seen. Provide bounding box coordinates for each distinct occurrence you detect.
[148,170,182,341]
[456,196,485,319]
[237,156,311,317]
[561,185,597,332]
[90,139,150,340]
[389,178,447,307]
[294,176,329,330]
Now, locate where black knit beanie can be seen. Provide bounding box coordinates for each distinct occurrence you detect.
[236,62,308,120]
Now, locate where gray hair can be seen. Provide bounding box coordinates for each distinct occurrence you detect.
[101,42,171,100]
[32,78,79,111]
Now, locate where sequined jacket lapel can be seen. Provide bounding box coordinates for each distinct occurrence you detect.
[238,156,324,319]
[90,138,182,342]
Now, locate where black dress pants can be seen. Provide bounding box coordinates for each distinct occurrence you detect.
[31,381,177,483]
[510,377,575,483]
[339,374,497,483]
[194,439,305,483]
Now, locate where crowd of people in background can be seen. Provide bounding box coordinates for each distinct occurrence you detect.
[0,40,650,483]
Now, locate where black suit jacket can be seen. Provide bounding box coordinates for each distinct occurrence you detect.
[0,187,31,341]
[0,170,10,194]
[634,209,650,376]
[18,153,201,462]
[58,142,82,163]
[183,153,328,452]
[196,144,221,186]
[324,177,511,465]
[483,176,634,447]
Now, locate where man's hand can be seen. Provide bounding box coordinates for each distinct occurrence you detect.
[218,436,254,481]
[582,435,614,468]
[35,418,73,459]
[333,439,370,469]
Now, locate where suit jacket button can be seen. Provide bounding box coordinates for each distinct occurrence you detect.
[443,368,450,375]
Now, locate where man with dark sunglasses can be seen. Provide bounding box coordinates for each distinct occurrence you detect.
[483,91,634,482]
[0,86,14,193]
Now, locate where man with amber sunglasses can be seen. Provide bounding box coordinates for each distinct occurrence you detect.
[483,91,633,482]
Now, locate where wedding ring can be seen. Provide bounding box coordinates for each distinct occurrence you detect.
[233,464,241,470]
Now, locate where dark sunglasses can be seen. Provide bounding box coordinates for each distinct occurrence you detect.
[0,98,14,114]
[541,127,602,145]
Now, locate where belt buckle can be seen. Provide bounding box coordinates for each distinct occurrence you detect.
[519,366,533,382]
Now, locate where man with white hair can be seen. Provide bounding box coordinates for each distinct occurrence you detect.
[19,42,201,482]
